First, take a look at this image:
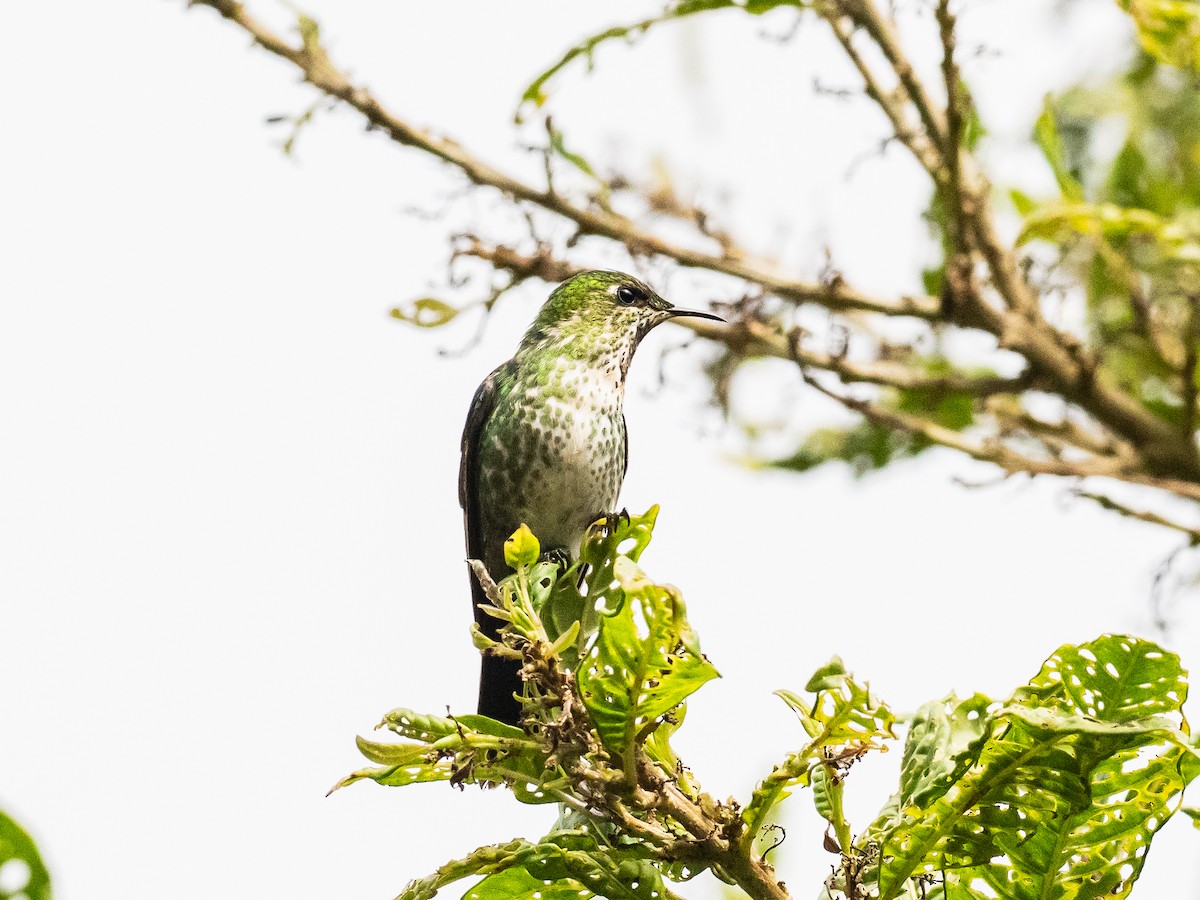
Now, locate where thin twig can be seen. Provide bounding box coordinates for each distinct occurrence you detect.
[1182,294,1200,438]
[799,368,1130,480]
[187,0,1200,490]
[188,0,937,320]
[1074,491,1200,543]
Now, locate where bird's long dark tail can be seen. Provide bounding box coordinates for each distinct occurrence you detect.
[470,555,524,726]
[478,654,523,725]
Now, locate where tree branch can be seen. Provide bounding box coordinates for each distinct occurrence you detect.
[799,368,1132,481]
[188,0,937,321]
[634,755,789,900]
[1074,490,1200,543]
[188,0,1200,504]
[815,0,1200,482]
[454,237,1034,402]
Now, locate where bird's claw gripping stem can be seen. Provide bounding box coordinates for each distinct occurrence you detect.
[587,508,631,540]
[538,546,572,571]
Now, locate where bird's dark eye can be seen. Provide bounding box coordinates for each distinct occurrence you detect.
[616,285,643,306]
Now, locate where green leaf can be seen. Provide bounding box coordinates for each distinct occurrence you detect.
[536,507,660,666]
[804,656,849,693]
[895,700,952,809]
[577,554,718,764]
[1033,97,1086,202]
[741,659,895,845]
[642,706,697,795]
[457,832,668,900]
[396,838,535,900]
[548,127,599,181]
[1010,188,1038,216]
[505,523,541,569]
[1183,806,1200,829]
[331,707,552,796]
[466,866,592,900]
[811,762,837,825]
[874,634,1198,900]
[767,354,994,477]
[296,14,321,55]
[768,421,903,476]
[898,694,993,810]
[390,297,461,328]
[0,810,51,900]
[1012,633,1189,724]
[961,98,986,151]
[779,661,896,745]
[1118,0,1200,70]
[381,708,462,743]
[1107,140,1156,211]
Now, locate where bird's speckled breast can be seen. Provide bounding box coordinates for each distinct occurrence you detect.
[475,359,626,566]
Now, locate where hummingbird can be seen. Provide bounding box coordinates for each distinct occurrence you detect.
[459,270,723,725]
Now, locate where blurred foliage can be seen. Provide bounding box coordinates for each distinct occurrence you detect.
[768,6,1200,487]
[0,809,51,900]
[770,357,987,476]
[1119,0,1200,70]
[778,27,1200,478]
[337,513,1199,900]
[1018,51,1200,421]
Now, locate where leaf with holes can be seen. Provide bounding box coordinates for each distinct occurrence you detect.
[460,831,669,900]
[874,634,1198,900]
[0,810,51,900]
[741,657,895,844]
[538,506,659,660]
[779,657,896,746]
[1012,633,1189,725]
[899,694,995,811]
[577,553,718,762]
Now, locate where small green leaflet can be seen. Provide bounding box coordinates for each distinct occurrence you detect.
[391,297,461,328]
[741,657,895,846]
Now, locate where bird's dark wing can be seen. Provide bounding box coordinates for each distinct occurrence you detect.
[459,368,495,509]
[460,360,513,572]
[622,410,628,480]
[460,361,523,725]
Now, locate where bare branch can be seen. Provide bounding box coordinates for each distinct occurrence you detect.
[188,0,937,321]
[799,367,1131,481]
[453,237,1028,396]
[1182,294,1200,437]
[933,0,976,316]
[1074,490,1200,543]
[990,402,1126,460]
[188,0,1200,505]
[813,0,1200,481]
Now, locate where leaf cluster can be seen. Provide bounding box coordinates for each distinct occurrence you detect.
[334,512,1199,900]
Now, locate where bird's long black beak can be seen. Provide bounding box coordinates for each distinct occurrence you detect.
[667,307,725,323]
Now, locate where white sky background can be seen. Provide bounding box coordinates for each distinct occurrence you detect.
[2,1,1199,898]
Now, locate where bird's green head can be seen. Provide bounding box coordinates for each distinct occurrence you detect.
[521,270,722,372]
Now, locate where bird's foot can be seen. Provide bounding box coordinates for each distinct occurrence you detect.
[587,508,631,540]
[539,546,572,571]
